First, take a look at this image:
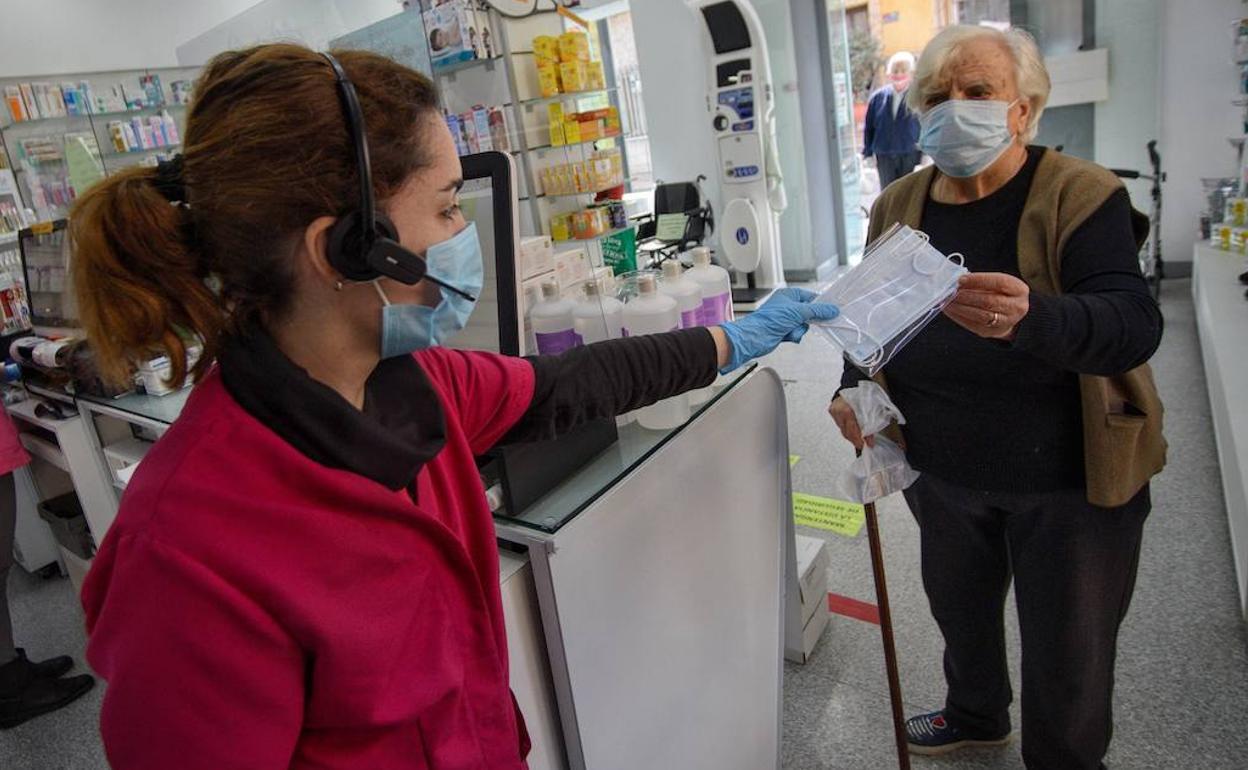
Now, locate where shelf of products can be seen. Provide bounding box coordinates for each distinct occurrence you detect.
[100,144,182,160]
[0,67,197,221]
[519,88,616,108]
[529,131,623,153]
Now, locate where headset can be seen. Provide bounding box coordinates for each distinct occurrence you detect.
[321,52,475,301]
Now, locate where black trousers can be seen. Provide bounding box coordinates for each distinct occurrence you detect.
[902,473,1150,770]
[876,151,923,189]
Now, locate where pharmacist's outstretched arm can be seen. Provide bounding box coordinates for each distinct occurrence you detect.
[500,289,838,443]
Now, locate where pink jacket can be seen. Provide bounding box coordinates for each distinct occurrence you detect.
[83,348,536,768]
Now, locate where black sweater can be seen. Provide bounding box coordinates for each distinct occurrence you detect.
[840,146,1163,493]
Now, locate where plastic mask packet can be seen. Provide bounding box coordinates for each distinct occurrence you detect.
[812,224,967,375]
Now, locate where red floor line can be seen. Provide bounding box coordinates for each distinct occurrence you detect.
[827,592,880,625]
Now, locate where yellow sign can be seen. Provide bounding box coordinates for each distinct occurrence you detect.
[31,221,54,235]
[793,493,865,538]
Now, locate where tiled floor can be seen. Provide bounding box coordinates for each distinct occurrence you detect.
[2,279,1245,769]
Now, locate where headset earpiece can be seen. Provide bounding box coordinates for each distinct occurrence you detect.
[326,210,428,285]
[321,51,430,288]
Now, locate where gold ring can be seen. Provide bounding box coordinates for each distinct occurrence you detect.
[989,311,999,327]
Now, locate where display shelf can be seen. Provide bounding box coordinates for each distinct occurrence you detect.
[540,184,626,200]
[2,103,187,129]
[553,225,634,244]
[101,143,181,159]
[529,131,623,152]
[90,104,188,119]
[0,113,94,130]
[434,56,506,77]
[518,87,616,108]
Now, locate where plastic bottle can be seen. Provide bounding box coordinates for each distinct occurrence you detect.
[685,246,734,326]
[161,110,180,145]
[623,274,690,430]
[573,278,624,344]
[530,279,582,354]
[659,259,703,329]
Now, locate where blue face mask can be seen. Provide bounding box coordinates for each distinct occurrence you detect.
[918,99,1019,178]
[375,222,484,358]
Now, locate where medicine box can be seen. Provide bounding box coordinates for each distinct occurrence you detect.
[785,534,831,664]
[519,235,555,280]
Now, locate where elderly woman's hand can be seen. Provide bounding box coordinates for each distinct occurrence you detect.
[944,272,1030,340]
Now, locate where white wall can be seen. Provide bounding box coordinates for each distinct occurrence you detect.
[629,0,721,250]
[0,0,266,76]
[175,0,401,66]
[1094,0,1161,215]
[1159,0,1243,265]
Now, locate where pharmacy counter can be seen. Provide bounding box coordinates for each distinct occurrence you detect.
[1193,242,1248,619]
[493,365,791,770]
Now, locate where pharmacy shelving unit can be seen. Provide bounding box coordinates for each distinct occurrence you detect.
[0,66,198,221]
[433,6,641,268]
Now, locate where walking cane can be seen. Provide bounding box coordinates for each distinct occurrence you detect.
[864,499,911,770]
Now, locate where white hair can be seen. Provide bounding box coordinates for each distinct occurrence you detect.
[886,51,915,73]
[906,25,1051,142]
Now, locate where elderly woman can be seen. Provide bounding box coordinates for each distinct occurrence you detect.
[863,50,923,188]
[829,25,1165,770]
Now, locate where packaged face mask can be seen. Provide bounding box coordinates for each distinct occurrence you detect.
[813,224,967,375]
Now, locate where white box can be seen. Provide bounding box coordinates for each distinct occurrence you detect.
[554,247,592,292]
[519,235,555,280]
[786,534,830,664]
[791,603,831,664]
[796,534,829,625]
[102,437,153,484]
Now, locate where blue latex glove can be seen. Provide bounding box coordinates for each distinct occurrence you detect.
[719,288,840,373]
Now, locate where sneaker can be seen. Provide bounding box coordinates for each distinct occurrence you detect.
[905,710,1012,756]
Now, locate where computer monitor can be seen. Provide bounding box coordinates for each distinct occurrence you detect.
[18,219,77,331]
[453,151,523,356]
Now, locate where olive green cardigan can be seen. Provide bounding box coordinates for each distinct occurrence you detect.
[866,148,1166,508]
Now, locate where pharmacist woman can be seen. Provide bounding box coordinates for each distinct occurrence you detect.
[73,45,836,769]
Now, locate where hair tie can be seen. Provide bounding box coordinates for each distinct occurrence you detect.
[153,154,189,207]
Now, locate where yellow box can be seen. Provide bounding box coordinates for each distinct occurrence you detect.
[537,61,562,98]
[1218,222,1238,249]
[563,118,582,145]
[586,61,606,91]
[559,31,590,63]
[550,212,572,242]
[559,60,587,93]
[1226,198,1248,227]
[549,120,565,147]
[534,35,560,62]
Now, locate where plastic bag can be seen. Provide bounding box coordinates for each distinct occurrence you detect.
[837,382,920,503]
[813,224,967,375]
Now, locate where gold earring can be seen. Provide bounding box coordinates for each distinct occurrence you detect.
[335,280,343,292]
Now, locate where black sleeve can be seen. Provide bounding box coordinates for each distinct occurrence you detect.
[1011,188,1163,376]
[837,356,869,396]
[500,328,719,444]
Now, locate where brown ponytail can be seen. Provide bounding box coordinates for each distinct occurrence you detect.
[70,43,442,387]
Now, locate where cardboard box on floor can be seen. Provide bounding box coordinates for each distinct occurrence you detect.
[786,534,830,664]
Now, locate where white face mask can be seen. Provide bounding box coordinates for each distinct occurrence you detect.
[919,98,1020,178]
[812,224,967,375]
